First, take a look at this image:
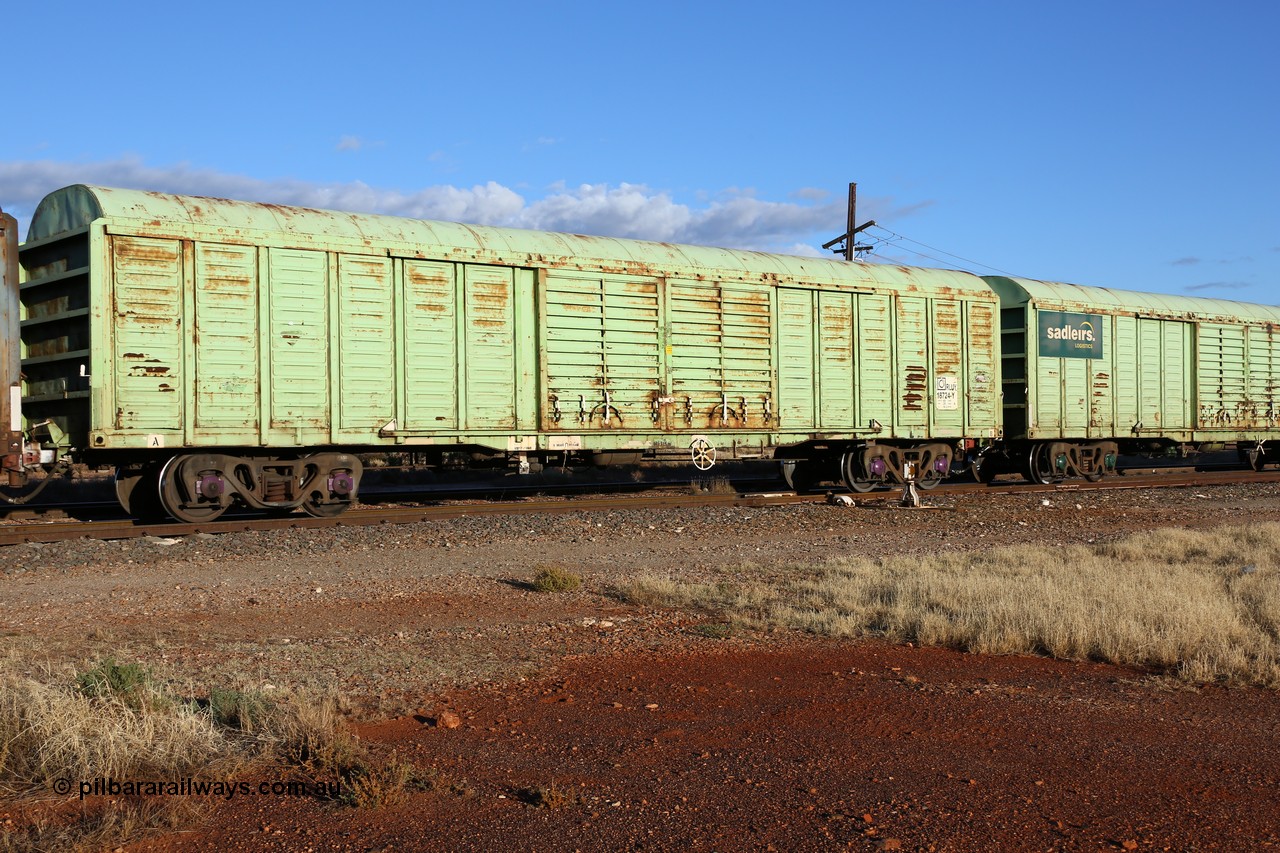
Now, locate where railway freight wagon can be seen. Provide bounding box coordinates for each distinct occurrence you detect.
[2,185,1002,521]
[981,276,1280,482]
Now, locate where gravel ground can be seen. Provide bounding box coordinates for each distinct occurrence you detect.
[4,480,1280,850]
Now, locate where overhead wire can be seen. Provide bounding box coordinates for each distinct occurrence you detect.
[857,225,1022,277]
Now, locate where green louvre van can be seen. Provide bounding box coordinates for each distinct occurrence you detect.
[984,275,1280,482]
[6,185,1003,519]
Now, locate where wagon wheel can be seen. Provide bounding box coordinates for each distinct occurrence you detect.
[911,450,947,491]
[114,463,166,521]
[1025,444,1060,485]
[1022,444,1039,483]
[970,451,999,485]
[300,463,359,518]
[916,469,944,490]
[301,486,354,518]
[157,456,231,523]
[690,438,716,471]
[840,452,877,493]
[782,460,817,494]
[301,498,350,518]
[1248,446,1267,472]
[1080,453,1106,482]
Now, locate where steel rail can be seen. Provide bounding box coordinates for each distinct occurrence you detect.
[0,490,807,546]
[1,469,1277,547]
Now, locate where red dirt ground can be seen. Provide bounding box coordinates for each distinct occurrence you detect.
[8,483,1280,851]
[130,639,1280,852]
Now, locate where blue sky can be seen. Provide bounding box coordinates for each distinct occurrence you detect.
[2,1,1276,302]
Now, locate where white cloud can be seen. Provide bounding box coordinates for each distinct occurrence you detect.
[336,136,364,152]
[789,187,830,202]
[1185,281,1251,292]
[0,158,915,256]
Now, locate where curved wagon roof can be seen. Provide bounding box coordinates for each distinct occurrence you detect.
[986,275,1280,325]
[28,184,993,299]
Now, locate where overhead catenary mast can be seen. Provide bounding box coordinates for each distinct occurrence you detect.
[821,181,876,260]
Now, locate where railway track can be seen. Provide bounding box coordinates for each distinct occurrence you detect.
[1,467,1278,547]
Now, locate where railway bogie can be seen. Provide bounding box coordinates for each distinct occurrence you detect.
[779,440,959,493]
[1239,441,1279,472]
[113,452,362,522]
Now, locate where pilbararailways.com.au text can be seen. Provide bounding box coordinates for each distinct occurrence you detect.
[57,777,343,801]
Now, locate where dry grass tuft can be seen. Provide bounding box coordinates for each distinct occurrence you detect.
[691,622,736,640]
[265,693,423,809]
[514,783,575,809]
[1,672,423,848]
[338,752,419,809]
[690,477,738,495]
[1,799,203,853]
[622,523,1280,687]
[74,657,154,708]
[531,565,582,593]
[267,692,359,771]
[0,676,229,794]
[207,686,274,734]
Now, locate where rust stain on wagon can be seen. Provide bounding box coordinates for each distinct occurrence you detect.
[903,366,928,411]
[117,244,178,263]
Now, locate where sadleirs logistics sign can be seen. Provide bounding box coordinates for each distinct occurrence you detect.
[1038,311,1103,359]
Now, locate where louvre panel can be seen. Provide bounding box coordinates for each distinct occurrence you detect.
[543,273,661,429]
[855,294,894,430]
[462,265,517,429]
[895,297,929,433]
[194,242,258,430]
[668,280,773,430]
[1088,317,1113,432]
[1247,325,1280,425]
[1138,319,1164,427]
[1061,357,1090,431]
[1035,351,1063,433]
[776,288,815,428]
[1114,316,1139,431]
[112,236,183,431]
[268,248,329,425]
[1162,322,1189,430]
[930,299,964,433]
[403,260,458,429]
[1199,322,1274,429]
[964,300,999,432]
[817,291,854,429]
[338,255,395,429]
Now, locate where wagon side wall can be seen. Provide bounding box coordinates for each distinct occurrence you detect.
[771,284,1000,443]
[81,217,1003,457]
[89,227,545,452]
[538,271,1001,448]
[988,275,1280,443]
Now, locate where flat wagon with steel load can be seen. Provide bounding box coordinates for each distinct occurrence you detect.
[979,275,1280,482]
[1,185,1003,520]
